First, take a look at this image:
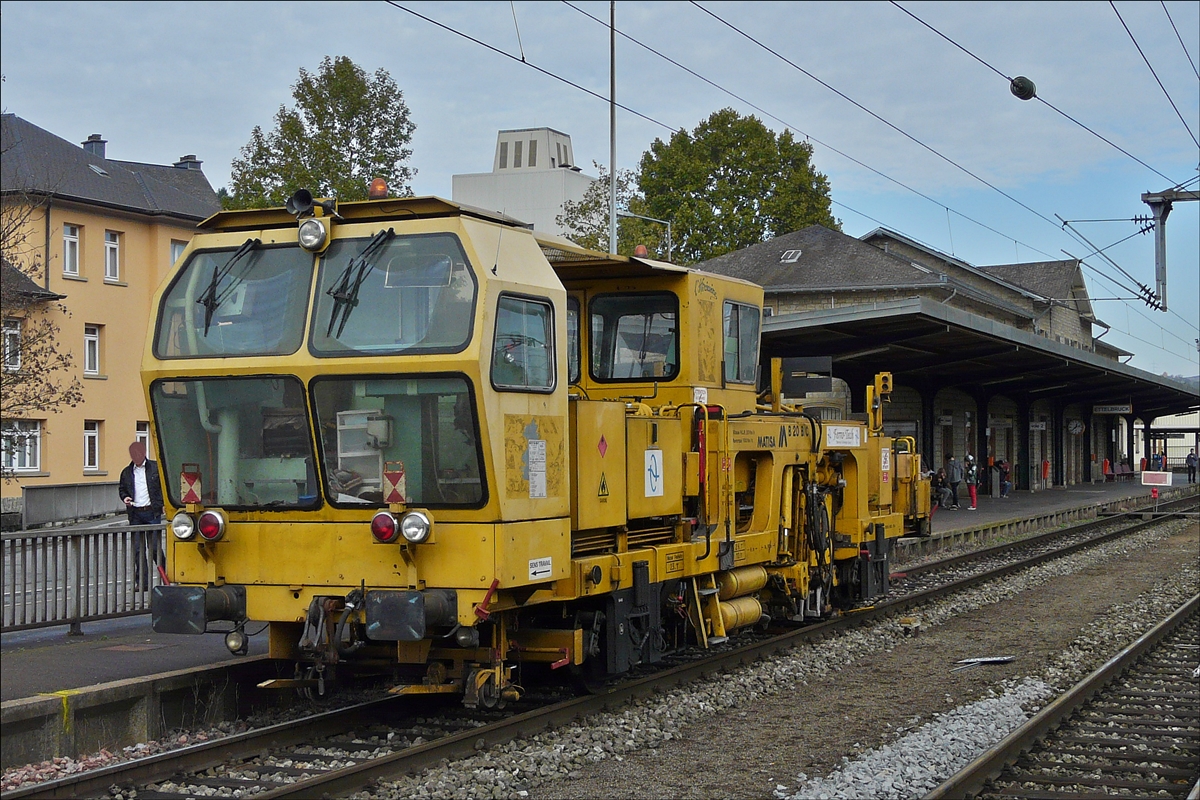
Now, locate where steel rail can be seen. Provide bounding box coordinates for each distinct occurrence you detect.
[1,696,412,800]
[924,592,1200,800]
[9,507,1190,800]
[249,512,1197,800]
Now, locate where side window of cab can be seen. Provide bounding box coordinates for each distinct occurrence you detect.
[723,301,761,385]
[566,296,581,385]
[492,295,555,392]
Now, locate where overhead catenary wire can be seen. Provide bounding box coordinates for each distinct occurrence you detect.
[509,1,526,62]
[889,0,1184,185]
[690,0,1112,234]
[1074,262,1199,358]
[1160,0,1199,81]
[390,0,1195,365]
[1064,225,1156,264]
[1111,1,1200,149]
[384,1,679,133]
[1070,255,1198,348]
[1058,217,1156,300]
[689,0,1193,341]
[891,0,1200,337]
[561,0,1074,276]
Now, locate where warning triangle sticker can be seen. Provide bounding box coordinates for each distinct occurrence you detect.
[598,473,609,497]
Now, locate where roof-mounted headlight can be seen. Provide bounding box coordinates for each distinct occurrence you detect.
[298,218,328,251]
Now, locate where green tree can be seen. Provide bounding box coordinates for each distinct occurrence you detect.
[556,163,664,257]
[637,108,839,264]
[227,56,416,208]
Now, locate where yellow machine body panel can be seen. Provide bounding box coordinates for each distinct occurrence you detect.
[142,195,931,704]
[569,400,628,530]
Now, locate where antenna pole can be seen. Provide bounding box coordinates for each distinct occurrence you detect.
[609,0,617,255]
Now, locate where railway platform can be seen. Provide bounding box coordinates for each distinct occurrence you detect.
[2,477,1191,704]
[929,472,1190,537]
[1,615,269,703]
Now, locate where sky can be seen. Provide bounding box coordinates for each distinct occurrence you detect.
[2,0,1198,378]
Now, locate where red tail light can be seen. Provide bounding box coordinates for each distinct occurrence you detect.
[371,511,399,543]
[197,510,226,541]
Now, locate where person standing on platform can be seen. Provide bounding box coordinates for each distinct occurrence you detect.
[945,454,963,509]
[118,442,164,590]
[998,459,1012,497]
[964,454,979,510]
[1187,449,1197,484]
[932,468,952,511]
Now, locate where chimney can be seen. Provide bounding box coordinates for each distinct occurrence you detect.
[82,134,107,159]
[174,155,202,170]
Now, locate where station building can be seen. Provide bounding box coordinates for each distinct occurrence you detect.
[700,224,1198,493]
[1,114,219,524]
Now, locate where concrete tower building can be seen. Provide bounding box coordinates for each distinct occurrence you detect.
[452,128,595,236]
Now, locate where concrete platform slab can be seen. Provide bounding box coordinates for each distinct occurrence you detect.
[930,472,1192,537]
[1,616,269,703]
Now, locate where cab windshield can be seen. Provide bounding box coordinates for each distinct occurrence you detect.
[150,376,318,508]
[310,233,477,357]
[310,375,484,507]
[154,244,314,358]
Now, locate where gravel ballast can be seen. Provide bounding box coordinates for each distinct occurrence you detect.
[778,546,1198,799]
[358,519,1196,800]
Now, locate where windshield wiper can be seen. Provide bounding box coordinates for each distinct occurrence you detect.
[325,228,395,337]
[196,238,260,335]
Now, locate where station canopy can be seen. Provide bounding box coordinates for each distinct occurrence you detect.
[762,297,1199,419]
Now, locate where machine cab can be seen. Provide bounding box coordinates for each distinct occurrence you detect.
[539,236,765,413]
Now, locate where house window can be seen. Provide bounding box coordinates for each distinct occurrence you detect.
[63,224,80,275]
[136,421,150,450]
[723,301,761,384]
[556,142,563,166]
[1,420,41,472]
[492,295,554,392]
[84,325,101,375]
[499,141,508,169]
[2,319,19,372]
[83,421,101,471]
[513,140,523,169]
[104,231,120,280]
[779,249,802,264]
[170,240,187,267]
[528,139,537,168]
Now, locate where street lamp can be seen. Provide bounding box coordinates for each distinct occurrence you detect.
[616,211,673,262]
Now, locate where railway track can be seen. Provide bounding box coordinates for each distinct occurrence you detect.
[7,504,1193,800]
[881,496,1198,612]
[926,593,1199,800]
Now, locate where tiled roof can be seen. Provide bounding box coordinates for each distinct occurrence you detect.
[1,258,63,301]
[978,260,1080,301]
[698,225,946,290]
[1,114,219,221]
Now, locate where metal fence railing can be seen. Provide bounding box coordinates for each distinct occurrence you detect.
[1,523,166,634]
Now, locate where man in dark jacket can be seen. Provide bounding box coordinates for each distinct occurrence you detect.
[944,454,963,509]
[119,441,164,590]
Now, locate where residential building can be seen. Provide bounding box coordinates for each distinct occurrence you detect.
[1,114,219,522]
[452,128,595,235]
